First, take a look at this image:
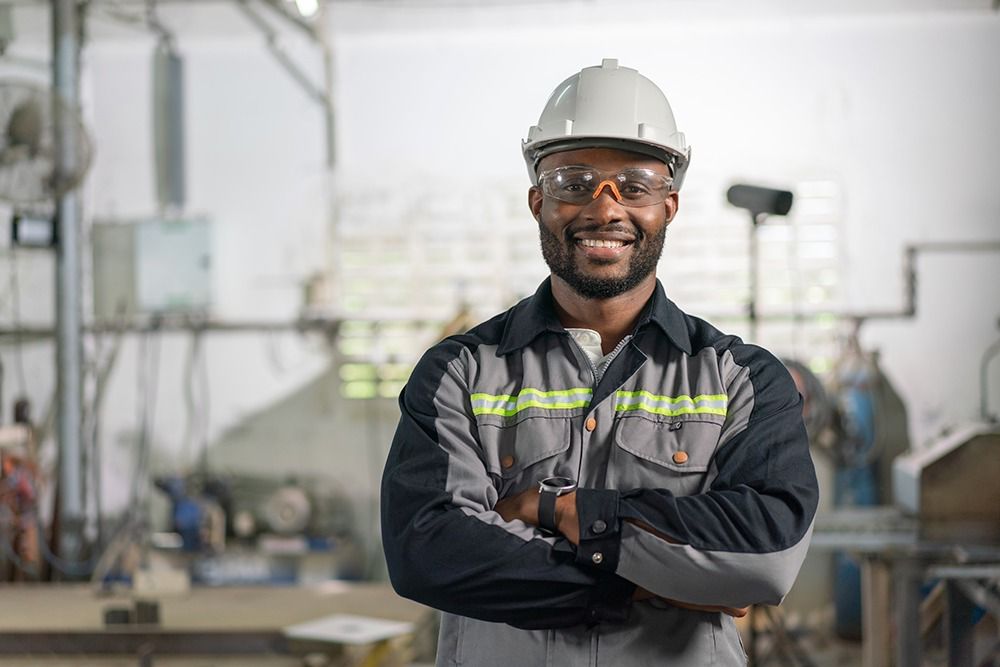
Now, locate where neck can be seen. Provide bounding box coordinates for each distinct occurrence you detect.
[551,275,656,354]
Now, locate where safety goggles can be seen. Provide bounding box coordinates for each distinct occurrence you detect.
[537,166,673,207]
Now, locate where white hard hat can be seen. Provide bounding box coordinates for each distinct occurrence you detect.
[522,59,691,190]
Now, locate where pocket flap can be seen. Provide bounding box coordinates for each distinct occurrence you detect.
[478,416,571,479]
[614,414,722,472]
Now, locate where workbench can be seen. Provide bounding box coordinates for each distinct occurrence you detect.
[0,582,430,664]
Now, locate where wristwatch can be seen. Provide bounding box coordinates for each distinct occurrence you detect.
[537,476,578,533]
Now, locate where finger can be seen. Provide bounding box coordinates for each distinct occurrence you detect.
[632,587,656,601]
[661,598,748,618]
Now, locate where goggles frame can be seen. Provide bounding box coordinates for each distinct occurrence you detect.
[536,165,674,208]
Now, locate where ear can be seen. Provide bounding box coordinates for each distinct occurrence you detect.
[664,191,679,225]
[528,186,544,221]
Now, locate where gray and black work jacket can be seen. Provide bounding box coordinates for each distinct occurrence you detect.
[381,278,818,666]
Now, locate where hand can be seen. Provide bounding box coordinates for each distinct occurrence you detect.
[494,487,580,545]
[663,598,749,618]
[494,487,540,527]
[632,587,748,618]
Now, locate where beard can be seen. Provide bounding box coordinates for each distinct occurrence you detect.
[539,222,666,300]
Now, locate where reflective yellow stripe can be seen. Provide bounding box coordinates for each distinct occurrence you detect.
[473,400,592,417]
[614,390,728,417]
[471,388,594,402]
[471,387,592,417]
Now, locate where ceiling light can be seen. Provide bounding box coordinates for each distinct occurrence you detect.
[294,0,319,18]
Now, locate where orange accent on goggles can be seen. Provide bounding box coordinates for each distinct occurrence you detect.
[591,179,623,202]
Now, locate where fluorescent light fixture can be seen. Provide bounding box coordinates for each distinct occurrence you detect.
[294,0,319,17]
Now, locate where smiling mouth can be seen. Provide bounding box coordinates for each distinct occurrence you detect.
[577,238,629,249]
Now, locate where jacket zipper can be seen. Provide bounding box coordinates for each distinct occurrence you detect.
[571,334,632,387]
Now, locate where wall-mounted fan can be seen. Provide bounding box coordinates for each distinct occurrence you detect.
[0,80,93,205]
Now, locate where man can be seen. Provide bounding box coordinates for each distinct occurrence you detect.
[381,59,818,666]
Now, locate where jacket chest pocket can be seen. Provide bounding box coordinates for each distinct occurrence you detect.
[477,416,573,498]
[610,414,723,495]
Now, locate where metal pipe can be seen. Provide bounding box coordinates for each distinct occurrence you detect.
[981,324,1000,422]
[899,241,1000,318]
[1,240,997,340]
[747,212,764,342]
[234,0,335,166]
[318,0,335,168]
[52,0,85,567]
[258,0,318,40]
[0,317,346,341]
[235,1,328,106]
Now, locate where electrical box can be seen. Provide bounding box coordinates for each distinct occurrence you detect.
[92,218,211,319]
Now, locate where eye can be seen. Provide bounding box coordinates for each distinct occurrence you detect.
[554,172,594,193]
[621,181,653,196]
[561,180,590,193]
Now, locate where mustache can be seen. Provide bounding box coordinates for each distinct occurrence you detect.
[562,223,641,242]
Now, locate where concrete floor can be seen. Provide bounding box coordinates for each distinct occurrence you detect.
[0,659,302,666]
[0,649,862,667]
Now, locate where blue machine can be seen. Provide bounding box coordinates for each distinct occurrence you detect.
[153,476,224,552]
[829,349,909,639]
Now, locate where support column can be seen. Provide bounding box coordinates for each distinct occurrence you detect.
[52,0,85,568]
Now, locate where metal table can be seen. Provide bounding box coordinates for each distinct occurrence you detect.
[812,507,1000,667]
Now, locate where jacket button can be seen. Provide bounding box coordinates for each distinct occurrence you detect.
[501,455,515,469]
[672,451,689,465]
[591,552,604,564]
[585,417,597,432]
[591,520,607,535]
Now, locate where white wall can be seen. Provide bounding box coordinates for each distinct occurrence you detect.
[0,3,997,532]
[333,5,1000,446]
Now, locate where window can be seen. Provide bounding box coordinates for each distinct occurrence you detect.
[329,178,842,398]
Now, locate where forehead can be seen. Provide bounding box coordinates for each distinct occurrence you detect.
[538,147,668,175]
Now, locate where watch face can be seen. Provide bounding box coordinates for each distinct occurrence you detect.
[539,476,577,492]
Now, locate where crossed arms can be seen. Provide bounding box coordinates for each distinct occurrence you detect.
[380,340,818,630]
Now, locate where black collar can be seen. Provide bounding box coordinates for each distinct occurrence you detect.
[496,277,693,356]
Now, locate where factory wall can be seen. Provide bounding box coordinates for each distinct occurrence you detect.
[0,5,997,574]
[332,5,1000,449]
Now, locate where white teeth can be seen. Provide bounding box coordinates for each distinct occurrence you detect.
[578,239,626,248]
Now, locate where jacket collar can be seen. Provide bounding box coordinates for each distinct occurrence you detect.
[496,277,693,356]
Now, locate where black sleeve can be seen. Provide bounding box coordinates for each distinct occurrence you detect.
[569,344,818,608]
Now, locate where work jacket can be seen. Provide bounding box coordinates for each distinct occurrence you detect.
[381,278,818,666]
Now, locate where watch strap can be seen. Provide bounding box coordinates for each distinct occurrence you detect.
[538,489,558,532]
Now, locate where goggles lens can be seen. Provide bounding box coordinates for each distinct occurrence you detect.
[538,166,673,207]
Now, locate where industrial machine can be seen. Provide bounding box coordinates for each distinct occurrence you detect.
[150,471,363,586]
[894,424,1000,545]
[806,327,1000,667]
[784,337,911,641]
[0,419,39,581]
